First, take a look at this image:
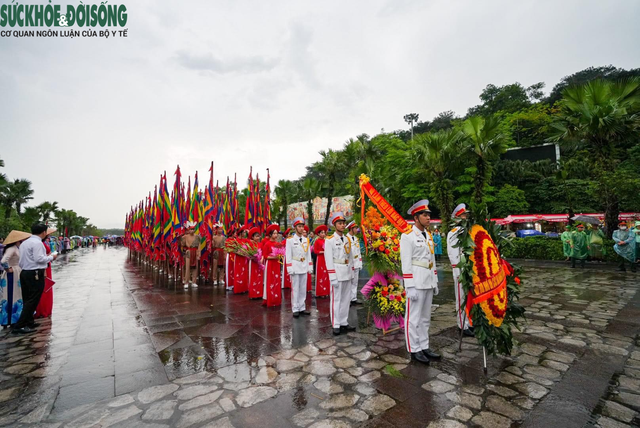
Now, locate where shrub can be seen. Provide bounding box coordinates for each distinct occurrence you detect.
[500,236,565,260]
[443,235,622,262]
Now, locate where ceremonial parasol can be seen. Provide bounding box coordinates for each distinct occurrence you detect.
[570,215,601,225]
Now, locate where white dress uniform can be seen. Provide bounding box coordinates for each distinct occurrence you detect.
[325,231,355,329]
[401,224,438,354]
[448,203,471,330]
[447,226,470,330]
[348,231,362,302]
[286,232,313,313]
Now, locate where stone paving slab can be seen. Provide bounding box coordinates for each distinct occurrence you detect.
[0,248,639,427]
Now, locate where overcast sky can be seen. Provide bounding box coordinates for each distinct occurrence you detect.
[1,0,639,228]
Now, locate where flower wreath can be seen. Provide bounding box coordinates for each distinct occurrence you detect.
[454,209,525,356]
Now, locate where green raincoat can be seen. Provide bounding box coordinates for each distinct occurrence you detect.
[589,229,605,258]
[561,231,572,258]
[570,230,588,260]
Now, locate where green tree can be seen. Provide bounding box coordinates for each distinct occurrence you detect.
[490,184,530,218]
[461,116,510,209]
[549,78,640,237]
[412,129,463,230]
[0,178,33,219]
[301,177,322,227]
[36,201,59,224]
[21,206,42,229]
[0,157,6,186]
[11,179,34,215]
[274,179,295,228]
[403,113,419,140]
[467,82,544,117]
[547,65,640,105]
[314,149,344,225]
[499,104,557,147]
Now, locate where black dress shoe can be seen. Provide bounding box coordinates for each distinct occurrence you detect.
[462,328,474,337]
[422,349,441,360]
[340,325,356,332]
[301,310,311,316]
[333,328,341,336]
[411,352,430,364]
[29,322,40,328]
[293,312,300,318]
[11,327,36,335]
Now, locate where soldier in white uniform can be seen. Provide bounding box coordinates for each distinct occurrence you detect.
[401,199,441,364]
[324,212,356,335]
[286,217,313,318]
[346,221,363,305]
[447,203,473,337]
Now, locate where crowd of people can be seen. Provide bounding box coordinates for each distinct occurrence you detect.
[173,201,474,364]
[561,222,639,271]
[3,207,637,370]
[0,223,58,334]
[178,214,365,334]
[0,227,128,334]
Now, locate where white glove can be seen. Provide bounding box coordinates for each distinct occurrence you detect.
[331,280,338,288]
[406,287,418,301]
[433,286,439,296]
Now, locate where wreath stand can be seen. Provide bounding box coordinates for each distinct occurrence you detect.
[366,308,402,335]
[458,326,488,374]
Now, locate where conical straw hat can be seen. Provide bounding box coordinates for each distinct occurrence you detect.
[3,230,32,246]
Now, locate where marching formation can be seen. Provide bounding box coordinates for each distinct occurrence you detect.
[123,163,272,288]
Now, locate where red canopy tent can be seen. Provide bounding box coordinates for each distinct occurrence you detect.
[404,213,639,227]
[501,213,639,224]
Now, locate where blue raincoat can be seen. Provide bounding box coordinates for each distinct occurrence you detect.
[613,229,636,262]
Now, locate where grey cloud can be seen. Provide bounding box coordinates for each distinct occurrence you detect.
[285,23,321,89]
[174,50,279,74]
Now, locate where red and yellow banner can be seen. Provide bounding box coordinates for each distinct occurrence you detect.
[359,175,411,250]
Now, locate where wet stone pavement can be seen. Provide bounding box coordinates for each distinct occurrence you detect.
[1,248,639,427]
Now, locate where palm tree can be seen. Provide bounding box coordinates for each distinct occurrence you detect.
[74,216,89,235]
[21,207,41,230]
[412,129,464,231]
[315,149,344,225]
[461,116,510,209]
[55,209,78,236]
[301,177,322,227]
[0,178,34,219]
[342,136,380,214]
[11,179,34,215]
[404,113,419,140]
[0,157,6,186]
[37,201,59,224]
[274,179,295,229]
[549,78,640,237]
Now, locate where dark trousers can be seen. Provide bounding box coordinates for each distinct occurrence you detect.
[571,257,586,268]
[15,269,45,329]
[618,257,637,272]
